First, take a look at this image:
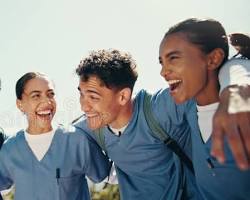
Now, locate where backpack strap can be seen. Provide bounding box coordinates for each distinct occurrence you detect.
[71,114,107,153]
[94,128,107,153]
[143,92,194,174]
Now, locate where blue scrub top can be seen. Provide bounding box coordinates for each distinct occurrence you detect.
[186,104,250,200]
[75,89,202,200]
[0,126,111,200]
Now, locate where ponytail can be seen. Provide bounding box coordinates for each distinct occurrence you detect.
[229,33,250,59]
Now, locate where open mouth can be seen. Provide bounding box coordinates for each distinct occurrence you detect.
[36,109,53,120]
[168,79,182,92]
[85,113,98,118]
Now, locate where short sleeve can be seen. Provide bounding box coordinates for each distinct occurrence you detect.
[219,58,250,92]
[0,145,14,190]
[80,133,111,183]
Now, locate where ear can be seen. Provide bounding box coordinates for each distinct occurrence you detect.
[117,88,132,106]
[16,99,24,112]
[207,48,225,70]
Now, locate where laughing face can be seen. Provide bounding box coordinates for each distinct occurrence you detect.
[17,76,56,134]
[78,76,124,130]
[159,33,209,104]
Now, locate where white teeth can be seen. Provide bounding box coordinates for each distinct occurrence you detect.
[85,113,98,118]
[168,80,182,85]
[37,110,51,115]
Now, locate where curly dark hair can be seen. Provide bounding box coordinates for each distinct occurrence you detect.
[76,49,138,91]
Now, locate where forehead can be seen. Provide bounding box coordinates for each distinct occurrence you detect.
[24,76,54,92]
[78,76,118,96]
[78,76,107,91]
[160,33,191,53]
[79,76,102,87]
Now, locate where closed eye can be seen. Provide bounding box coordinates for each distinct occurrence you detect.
[90,95,100,101]
[31,94,40,99]
[169,55,179,61]
[47,91,55,98]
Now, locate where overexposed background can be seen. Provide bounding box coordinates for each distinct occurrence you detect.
[1,0,250,135]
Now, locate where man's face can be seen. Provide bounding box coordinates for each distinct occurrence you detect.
[78,76,123,130]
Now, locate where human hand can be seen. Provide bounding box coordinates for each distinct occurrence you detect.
[211,85,250,170]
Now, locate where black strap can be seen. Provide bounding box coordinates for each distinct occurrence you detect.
[143,92,194,174]
[94,128,107,153]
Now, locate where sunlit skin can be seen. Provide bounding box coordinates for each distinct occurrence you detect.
[159,33,222,106]
[78,76,133,130]
[16,76,56,134]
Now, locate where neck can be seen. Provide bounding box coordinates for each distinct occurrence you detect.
[109,100,134,129]
[196,72,220,106]
[27,125,53,135]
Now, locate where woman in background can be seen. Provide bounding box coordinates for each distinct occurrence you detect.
[0,72,111,200]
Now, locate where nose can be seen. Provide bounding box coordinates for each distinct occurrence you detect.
[80,96,91,112]
[160,64,172,78]
[41,95,53,104]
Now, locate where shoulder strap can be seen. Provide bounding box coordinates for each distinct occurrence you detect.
[71,114,107,153]
[94,128,107,153]
[143,92,194,174]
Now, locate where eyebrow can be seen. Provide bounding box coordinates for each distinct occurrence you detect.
[159,50,181,63]
[164,50,181,58]
[26,89,54,96]
[28,90,41,95]
[77,87,101,96]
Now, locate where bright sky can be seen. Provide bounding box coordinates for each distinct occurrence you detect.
[1,0,250,135]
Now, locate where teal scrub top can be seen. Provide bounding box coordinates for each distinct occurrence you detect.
[75,89,202,200]
[0,126,111,200]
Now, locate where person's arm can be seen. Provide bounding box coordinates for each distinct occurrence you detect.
[0,146,13,191]
[81,133,112,183]
[211,59,250,170]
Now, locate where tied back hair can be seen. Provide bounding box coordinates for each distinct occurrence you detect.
[229,33,250,59]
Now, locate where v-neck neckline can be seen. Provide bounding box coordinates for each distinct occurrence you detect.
[18,128,60,164]
[105,97,138,144]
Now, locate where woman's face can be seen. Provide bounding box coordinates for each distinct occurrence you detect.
[159,33,210,104]
[17,76,56,134]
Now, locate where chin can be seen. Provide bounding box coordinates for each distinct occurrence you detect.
[172,96,187,104]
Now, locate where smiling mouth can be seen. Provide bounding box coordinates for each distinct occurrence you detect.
[36,109,53,119]
[168,80,182,92]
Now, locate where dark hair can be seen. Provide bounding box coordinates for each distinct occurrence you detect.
[163,18,229,66]
[76,49,138,91]
[0,127,5,149]
[15,72,47,100]
[229,33,250,59]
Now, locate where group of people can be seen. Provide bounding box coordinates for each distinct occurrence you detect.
[0,18,250,200]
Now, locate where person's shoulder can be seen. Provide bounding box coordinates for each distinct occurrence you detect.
[224,58,250,67]
[71,115,90,131]
[1,130,24,152]
[133,88,170,103]
[220,58,250,77]
[56,124,93,141]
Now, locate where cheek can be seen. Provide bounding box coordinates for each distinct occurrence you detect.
[52,101,57,112]
[186,69,207,93]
